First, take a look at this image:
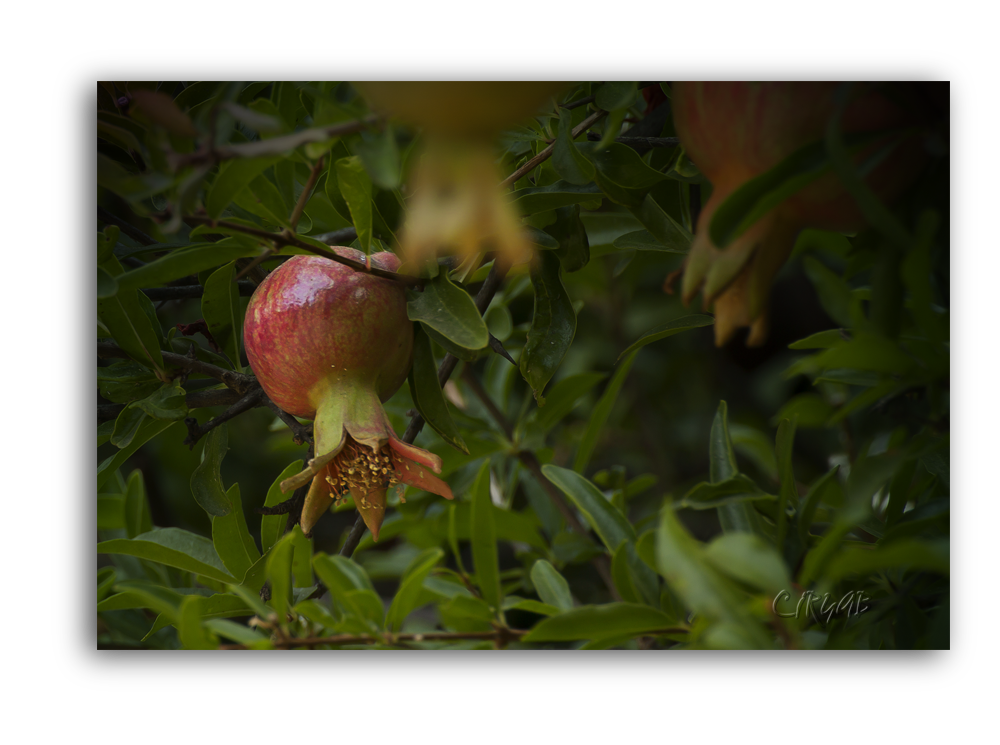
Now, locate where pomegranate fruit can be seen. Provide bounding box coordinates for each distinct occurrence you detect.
[243,249,453,540]
[673,82,937,345]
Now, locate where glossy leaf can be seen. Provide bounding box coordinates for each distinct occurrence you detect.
[190,426,230,517]
[114,240,263,294]
[611,541,660,607]
[201,262,244,371]
[97,420,178,490]
[97,528,236,583]
[675,474,774,510]
[541,465,636,552]
[825,538,949,583]
[407,272,489,351]
[583,142,668,209]
[775,417,798,550]
[520,251,576,403]
[522,603,674,642]
[111,405,146,448]
[123,469,153,539]
[710,401,766,536]
[408,325,468,453]
[470,461,502,612]
[628,193,692,252]
[529,560,573,611]
[178,596,218,649]
[266,530,296,622]
[616,314,714,363]
[386,547,445,631]
[704,533,792,595]
[97,253,165,372]
[335,156,373,253]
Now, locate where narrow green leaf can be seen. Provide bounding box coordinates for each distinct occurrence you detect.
[595,82,637,112]
[522,603,673,642]
[775,416,798,551]
[97,267,119,298]
[132,380,188,421]
[612,229,685,253]
[266,529,296,622]
[207,156,282,219]
[710,401,766,536]
[704,533,792,595]
[204,618,274,649]
[123,469,153,539]
[583,142,668,209]
[509,181,603,215]
[201,262,244,371]
[675,474,775,510]
[628,193,692,251]
[178,596,218,649]
[407,272,488,351]
[470,461,502,612]
[616,314,714,363]
[97,420,178,490]
[519,251,576,403]
[261,460,304,554]
[552,108,596,185]
[98,253,165,372]
[336,156,373,253]
[111,405,146,448]
[541,465,636,552]
[573,350,637,473]
[354,125,401,190]
[408,325,468,453]
[529,371,606,432]
[825,538,949,583]
[114,240,264,294]
[386,547,445,631]
[97,528,236,583]
[190,426,231,517]
[212,483,261,581]
[802,257,853,328]
[529,560,573,611]
[543,204,591,273]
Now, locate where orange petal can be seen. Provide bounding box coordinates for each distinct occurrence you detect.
[301,464,335,537]
[388,435,444,473]
[393,454,453,500]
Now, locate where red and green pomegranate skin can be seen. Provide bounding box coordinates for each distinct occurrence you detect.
[673,82,934,345]
[243,248,452,540]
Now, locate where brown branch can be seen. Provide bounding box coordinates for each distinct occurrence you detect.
[459,368,621,601]
[180,215,424,288]
[183,386,266,448]
[289,156,325,231]
[262,396,313,445]
[98,387,244,423]
[98,341,254,392]
[499,109,607,189]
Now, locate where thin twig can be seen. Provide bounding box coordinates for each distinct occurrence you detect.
[98,206,157,247]
[183,386,265,448]
[585,134,680,148]
[97,341,254,392]
[262,396,313,445]
[289,156,325,231]
[179,216,423,288]
[499,109,607,189]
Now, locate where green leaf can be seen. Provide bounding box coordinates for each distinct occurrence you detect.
[261,460,304,554]
[704,533,792,595]
[201,262,244,371]
[802,257,853,328]
[335,156,373,253]
[408,325,468,453]
[583,142,668,209]
[773,393,834,428]
[573,350,636,473]
[266,530,296,622]
[386,547,445,631]
[470,461,502,612]
[97,267,119,298]
[212,483,261,582]
[824,538,949,583]
[655,505,772,648]
[543,204,591,273]
[811,333,915,376]
[178,596,219,649]
[519,251,576,403]
[552,107,596,185]
[114,239,264,294]
[628,193,692,251]
[509,181,604,215]
[97,420,179,490]
[207,156,283,219]
[788,329,846,350]
[111,405,146,448]
[354,125,401,190]
[612,229,685,253]
[675,474,775,510]
[204,619,274,649]
[522,603,674,642]
[710,401,766,536]
[613,540,660,607]
[775,417,798,551]
[798,466,841,543]
[529,560,573,611]
[98,494,126,531]
[98,361,162,405]
[132,380,188,421]
[501,598,561,617]
[190,426,231,518]
[407,272,488,351]
[595,82,637,112]
[123,469,153,539]
[616,314,714,363]
[98,528,236,583]
[97,254,165,373]
[528,371,606,432]
[541,465,636,552]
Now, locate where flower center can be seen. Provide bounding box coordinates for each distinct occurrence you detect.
[325,439,401,507]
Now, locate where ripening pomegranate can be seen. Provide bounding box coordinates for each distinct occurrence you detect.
[674,82,939,345]
[243,249,453,540]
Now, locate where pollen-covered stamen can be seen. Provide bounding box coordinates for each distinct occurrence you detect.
[324,438,400,503]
